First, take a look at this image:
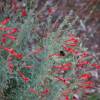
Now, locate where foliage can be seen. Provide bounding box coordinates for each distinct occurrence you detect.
[0,0,100,100]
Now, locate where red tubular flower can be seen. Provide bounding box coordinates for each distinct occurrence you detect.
[4,48,16,54]
[4,48,17,57]
[65,95,69,100]
[0,27,11,31]
[81,51,89,57]
[18,71,25,78]
[80,73,91,80]
[23,77,30,83]
[91,63,100,69]
[0,27,18,32]
[29,88,38,94]
[66,43,77,47]
[52,65,62,69]
[55,77,65,82]
[63,62,72,67]
[55,77,70,85]
[61,67,71,71]
[3,34,16,41]
[12,28,18,33]
[63,45,76,54]
[1,38,7,43]
[84,81,94,85]
[7,28,18,34]
[52,62,72,71]
[62,62,72,71]
[18,71,30,83]
[77,60,90,67]
[24,66,32,69]
[81,81,94,89]
[82,86,93,89]
[0,18,10,25]
[3,48,23,59]
[65,36,79,47]
[41,88,49,95]
[65,37,79,43]
[6,27,14,31]
[8,63,14,74]
[16,53,23,59]
[21,8,27,16]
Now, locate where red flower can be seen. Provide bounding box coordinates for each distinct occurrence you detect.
[7,28,18,35]
[80,73,91,80]
[24,66,32,69]
[21,8,27,16]
[18,71,30,83]
[8,63,14,74]
[4,48,16,54]
[16,53,23,59]
[91,63,100,69]
[4,48,23,59]
[62,62,72,71]
[63,62,72,67]
[1,38,7,43]
[29,88,38,94]
[52,62,72,71]
[0,27,12,31]
[77,60,90,67]
[62,67,71,71]
[65,37,79,43]
[18,71,25,78]
[63,45,76,54]
[55,77,70,85]
[66,43,77,47]
[0,18,10,25]
[23,77,30,83]
[65,95,69,100]
[65,36,79,47]
[0,27,18,33]
[3,34,16,41]
[41,88,49,95]
[81,51,89,57]
[82,86,93,89]
[81,81,94,89]
[84,81,94,85]
[52,65,62,69]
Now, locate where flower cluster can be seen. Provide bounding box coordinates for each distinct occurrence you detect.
[48,34,100,99]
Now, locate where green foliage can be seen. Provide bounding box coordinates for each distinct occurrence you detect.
[87,93,100,100]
